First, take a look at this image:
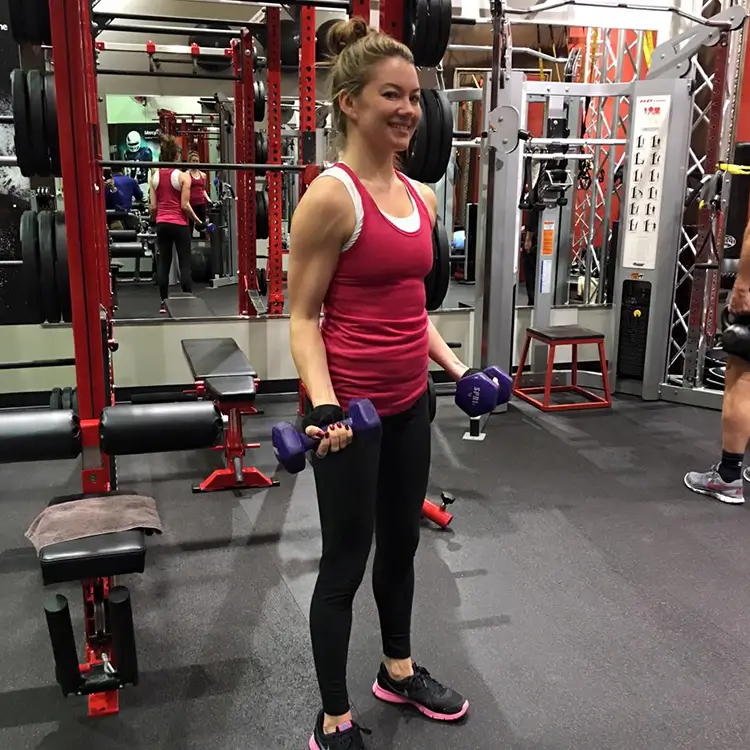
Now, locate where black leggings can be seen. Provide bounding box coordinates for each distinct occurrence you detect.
[190,202,207,234]
[156,222,192,300]
[308,389,431,716]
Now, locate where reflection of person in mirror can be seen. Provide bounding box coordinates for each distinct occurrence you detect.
[123,130,153,184]
[104,166,143,231]
[521,207,539,306]
[150,136,204,315]
[186,150,210,235]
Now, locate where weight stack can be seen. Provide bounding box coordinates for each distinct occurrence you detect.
[616,280,651,380]
[725,143,750,259]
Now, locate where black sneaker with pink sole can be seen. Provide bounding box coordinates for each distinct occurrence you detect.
[372,662,469,721]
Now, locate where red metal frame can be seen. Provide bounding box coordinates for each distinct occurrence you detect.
[188,380,277,492]
[234,31,257,316]
[50,0,119,716]
[298,6,316,201]
[350,0,370,20]
[512,332,612,412]
[266,9,284,316]
[380,0,405,42]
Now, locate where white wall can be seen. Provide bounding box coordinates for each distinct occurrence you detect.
[0,305,623,394]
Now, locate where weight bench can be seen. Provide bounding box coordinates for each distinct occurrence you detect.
[165,293,212,319]
[38,492,146,717]
[513,324,612,412]
[181,337,277,492]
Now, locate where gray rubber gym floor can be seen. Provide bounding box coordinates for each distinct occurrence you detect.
[0,394,747,749]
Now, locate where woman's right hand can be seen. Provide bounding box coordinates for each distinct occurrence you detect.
[305,422,353,457]
[302,404,353,457]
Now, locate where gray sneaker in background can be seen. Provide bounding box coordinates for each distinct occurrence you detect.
[684,465,745,504]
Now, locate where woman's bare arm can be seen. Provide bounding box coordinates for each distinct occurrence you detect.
[288,178,355,407]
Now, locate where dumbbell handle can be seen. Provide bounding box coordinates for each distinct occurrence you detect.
[299,417,354,453]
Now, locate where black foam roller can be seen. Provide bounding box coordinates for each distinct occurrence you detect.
[44,593,83,696]
[109,586,139,687]
[0,409,81,463]
[99,401,223,455]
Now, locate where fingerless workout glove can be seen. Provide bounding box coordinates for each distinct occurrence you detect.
[460,367,483,380]
[302,404,345,431]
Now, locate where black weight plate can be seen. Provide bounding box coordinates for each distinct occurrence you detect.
[417,89,444,184]
[27,71,51,178]
[257,266,268,296]
[21,210,45,323]
[316,19,338,62]
[410,0,430,66]
[256,190,269,239]
[188,24,234,71]
[37,0,52,45]
[43,73,60,176]
[37,210,60,323]
[11,70,34,178]
[420,0,441,68]
[424,228,438,310]
[403,91,429,180]
[9,0,29,44]
[254,80,266,122]
[432,88,453,183]
[71,386,78,415]
[427,372,437,423]
[55,211,72,323]
[61,386,72,410]
[281,19,300,66]
[430,216,450,309]
[255,131,268,165]
[428,0,452,68]
[50,387,62,410]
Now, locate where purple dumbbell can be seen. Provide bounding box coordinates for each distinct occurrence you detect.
[271,398,380,474]
[455,366,513,417]
[483,366,513,405]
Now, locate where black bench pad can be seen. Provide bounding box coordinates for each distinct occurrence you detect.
[40,530,146,586]
[526,325,605,342]
[204,375,257,401]
[166,295,212,319]
[181,338,257,379]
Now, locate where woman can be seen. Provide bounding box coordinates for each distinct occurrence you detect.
[288,19,470,750]
[149,136,203,313]
[186,150,210,234]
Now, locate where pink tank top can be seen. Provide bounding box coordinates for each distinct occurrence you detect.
[189,171,207,205]
[155,169,188,225]
[320,163,433,417]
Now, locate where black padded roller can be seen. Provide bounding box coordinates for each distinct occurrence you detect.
[0,409,81,463]
[108,230,137,243]
[109,586,139,687]
[99,401,223,455]
[44,593,83,696]
[109,242,144,258]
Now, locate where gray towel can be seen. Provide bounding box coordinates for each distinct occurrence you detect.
[25,494,163,552]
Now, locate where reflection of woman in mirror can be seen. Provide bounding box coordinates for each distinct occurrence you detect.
[186,150,210,235]
[149,136,203,314]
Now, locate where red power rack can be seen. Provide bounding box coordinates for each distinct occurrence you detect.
[234,30,257,316]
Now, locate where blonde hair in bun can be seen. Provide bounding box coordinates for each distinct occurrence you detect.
[324,17,413,152]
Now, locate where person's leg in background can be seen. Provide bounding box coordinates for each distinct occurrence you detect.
[308,429,381,747]
[155,223,175,311]
[175,225,194,295]
[522,250,537,306]
[370,391,468,719]
[684,355,750,504]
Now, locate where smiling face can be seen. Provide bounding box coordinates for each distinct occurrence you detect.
[338,56,421,155]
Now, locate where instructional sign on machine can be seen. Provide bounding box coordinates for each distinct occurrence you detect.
[621,95,671,271]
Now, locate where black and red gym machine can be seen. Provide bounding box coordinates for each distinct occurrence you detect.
[3,0,462,718]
